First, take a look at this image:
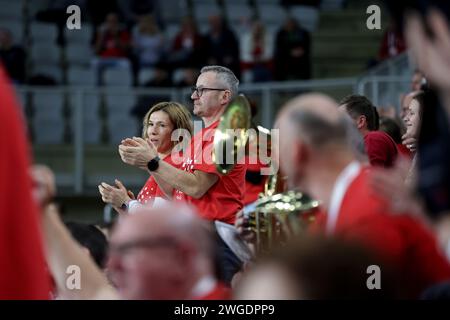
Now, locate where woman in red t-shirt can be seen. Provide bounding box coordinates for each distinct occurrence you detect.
[99,101,193,212]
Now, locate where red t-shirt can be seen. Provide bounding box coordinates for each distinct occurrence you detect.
[173,121,246,224]
[397,143,412,159]
[335,168,450,297]
[137,153,181,204]
[243,157,268,205]
[364,131,398,168]
[99,30,131,58]
[195,282,231,300]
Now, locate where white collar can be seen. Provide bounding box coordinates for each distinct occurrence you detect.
[190,275,217,298]
[326,161,361,234]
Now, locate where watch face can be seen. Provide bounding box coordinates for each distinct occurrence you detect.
[147,156,160,171]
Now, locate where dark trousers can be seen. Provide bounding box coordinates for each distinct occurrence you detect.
[213,230,243,287]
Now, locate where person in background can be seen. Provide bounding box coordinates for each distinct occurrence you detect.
[379,116,411,158]
[240,20,273,82]
[274,93,450,298]
[0,28,26,84]
[274,17,311,81]
[340,94,398,168]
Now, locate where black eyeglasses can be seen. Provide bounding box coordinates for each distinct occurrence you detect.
[191,86,228,97]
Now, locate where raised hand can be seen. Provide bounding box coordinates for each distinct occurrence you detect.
[98,179,131,209]
[118,137,157,170]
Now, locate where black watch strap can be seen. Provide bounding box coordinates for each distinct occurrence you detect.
[147,155,160,171]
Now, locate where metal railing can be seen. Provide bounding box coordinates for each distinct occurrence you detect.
[356,52,413,111]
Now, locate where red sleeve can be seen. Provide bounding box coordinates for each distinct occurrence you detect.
[0,67,51,299]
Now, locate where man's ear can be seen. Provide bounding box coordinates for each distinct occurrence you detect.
[356,115,367,130]
[293,140,309,164]
[221,90,232,105]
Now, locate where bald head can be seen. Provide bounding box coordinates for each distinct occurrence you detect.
[279,93,340,123]
[108,203,215,300]
[277,93,349,149]
[113,203,213,257]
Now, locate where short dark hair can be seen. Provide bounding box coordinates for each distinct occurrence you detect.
[65,222,108,268]
[340,95,379,131]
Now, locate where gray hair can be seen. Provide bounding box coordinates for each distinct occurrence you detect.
[200,65,239,97]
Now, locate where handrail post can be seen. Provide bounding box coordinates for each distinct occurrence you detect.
[74,89,84,194]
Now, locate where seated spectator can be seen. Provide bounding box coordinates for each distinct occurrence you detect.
[274,17,311,80]
[132,14,165,69]
[94,12,131,58]
[92,12,132,85]
[204,14,241,79]
[378,19,406,61]
[240,20,273,82]
[0,28,26,84]
[168,15,205,69]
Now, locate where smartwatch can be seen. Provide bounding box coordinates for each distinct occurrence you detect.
[147,155,160,171]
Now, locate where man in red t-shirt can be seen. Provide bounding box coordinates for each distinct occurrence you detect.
[118,66,245,284]
[275,93,450,298]
[339,94,398,168]
[119,66,245,224]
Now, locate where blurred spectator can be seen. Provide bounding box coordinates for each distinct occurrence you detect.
[92,12,132,85]
[94,12,131,59]
[275,93,450,298]
[168,16,205,69]
[117,0,163,29]
[378,20,406,61]
[174,68,200,87]
[204,14,241,79]
[235,235,398,299]
[379,117,411,158]
[240,20,273,82]
[0,28,26,84]
[0,68,51,299]
[65,222,108,269]
[402,91,424,154]
[411,69,426,91]
[132,15,165,69]
[274,17,311,80]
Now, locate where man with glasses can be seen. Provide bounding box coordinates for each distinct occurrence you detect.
[118,65,245,284]
[42,193,230,299]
